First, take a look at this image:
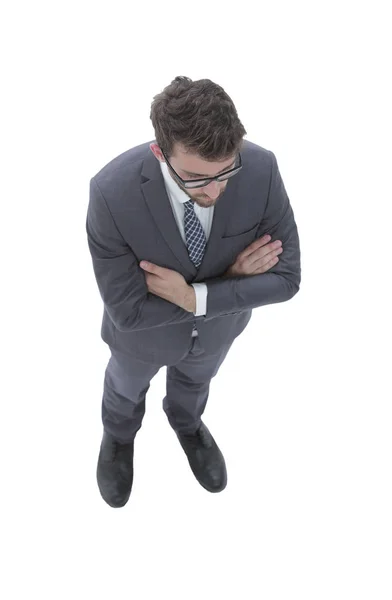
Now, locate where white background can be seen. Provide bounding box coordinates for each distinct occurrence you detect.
[2,1,391,598]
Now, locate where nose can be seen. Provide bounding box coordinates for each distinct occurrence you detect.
[204,180,222,198]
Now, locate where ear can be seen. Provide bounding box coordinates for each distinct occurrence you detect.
[150,143,164,162]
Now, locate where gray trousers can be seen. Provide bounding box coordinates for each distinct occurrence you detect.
[101,333,234,443]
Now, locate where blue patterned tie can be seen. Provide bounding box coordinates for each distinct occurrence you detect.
[183,199,207,268]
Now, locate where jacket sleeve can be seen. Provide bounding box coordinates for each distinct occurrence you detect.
[86,177,199,332]
[203,150,301,320]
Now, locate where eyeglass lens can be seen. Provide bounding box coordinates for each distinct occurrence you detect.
[184,167,240,189]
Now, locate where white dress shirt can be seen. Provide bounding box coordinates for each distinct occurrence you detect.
[159,160,212,334]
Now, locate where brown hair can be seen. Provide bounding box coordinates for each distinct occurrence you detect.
[150,76,247,161]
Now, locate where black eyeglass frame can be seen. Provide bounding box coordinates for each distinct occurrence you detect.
[160,148,243,189]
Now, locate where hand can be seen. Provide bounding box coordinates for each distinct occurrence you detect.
[224,235,283,278]
[140,261,196,312]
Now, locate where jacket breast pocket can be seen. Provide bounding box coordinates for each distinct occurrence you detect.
[220,223,260,266]
[219,223,259,269]
[221,223,259,239]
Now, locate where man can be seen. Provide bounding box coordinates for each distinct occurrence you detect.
[86,76,301,508]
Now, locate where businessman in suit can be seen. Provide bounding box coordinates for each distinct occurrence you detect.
[86,76,301,508]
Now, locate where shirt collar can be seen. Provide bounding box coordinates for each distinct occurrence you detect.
[159,160,190,205]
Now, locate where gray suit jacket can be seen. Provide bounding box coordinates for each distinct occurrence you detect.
[86,139,301,364]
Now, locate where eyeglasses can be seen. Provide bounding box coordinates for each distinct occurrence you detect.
[161,148,242,189]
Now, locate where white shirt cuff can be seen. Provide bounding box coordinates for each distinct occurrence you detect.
[191,283,208,316]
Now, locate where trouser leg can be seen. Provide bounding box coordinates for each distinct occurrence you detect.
[163,335,234,434]
[102,347,162,443]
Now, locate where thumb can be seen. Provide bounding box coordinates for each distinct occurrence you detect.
[140,261,158,273]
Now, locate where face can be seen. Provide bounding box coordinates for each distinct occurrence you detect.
[150,142,234,208]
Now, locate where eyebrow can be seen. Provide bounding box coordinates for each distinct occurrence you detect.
[182,160,236,178]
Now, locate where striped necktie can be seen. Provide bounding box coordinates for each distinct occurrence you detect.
[183,199,207,268]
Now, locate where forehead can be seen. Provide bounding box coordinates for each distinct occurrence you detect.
[173,144,235,176]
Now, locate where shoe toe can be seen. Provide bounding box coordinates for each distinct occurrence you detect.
[97,460,133,508]
[205,465,227,492]
[98,478,132,508]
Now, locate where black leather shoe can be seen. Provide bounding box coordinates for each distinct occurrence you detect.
[96,431,134,508]
[176,422,227,493]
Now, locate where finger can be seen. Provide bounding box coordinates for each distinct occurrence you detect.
[140,261,153,271]
[255,242,282,261]
[240,234,271,258]
[245,244,282,270]
[241,236,282,260]
[140,261,165,277]
[254,256,279,274]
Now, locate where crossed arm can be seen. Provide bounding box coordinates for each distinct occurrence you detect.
[86,151,301,332]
